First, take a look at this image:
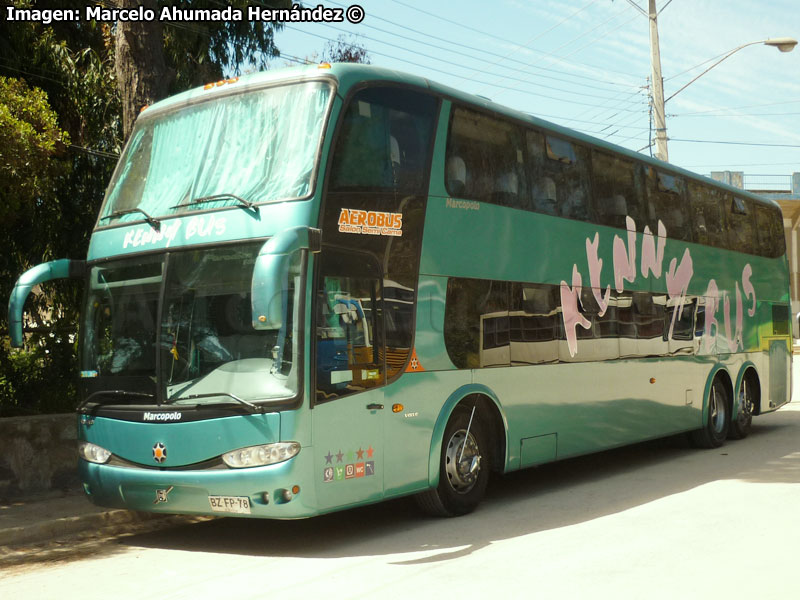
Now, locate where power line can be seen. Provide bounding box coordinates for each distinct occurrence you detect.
[68,144,119,160]
[0,59,66,86]
[308,22,644,104]
[534,112,651,130]
[371,0,643,84]
[292,0,653,130]
[658,0,675,15]
[487,1,637,99]
[684,162,800,168]
[462,0,603,86]
[669,99,800,117]
[623,0,648,17]
[312,17,640,95]
[555,12,642,62]
[673,111,800,118]
[285,26,650,112]
[663,48,731,82]
[560,83,649,129]
[670,139,800,148]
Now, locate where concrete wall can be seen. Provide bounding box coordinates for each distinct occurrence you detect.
[0,414,79,499]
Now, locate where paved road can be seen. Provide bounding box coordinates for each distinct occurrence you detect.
[2,385,800,598]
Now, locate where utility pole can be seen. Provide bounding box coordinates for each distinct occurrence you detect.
[648,0,668,162]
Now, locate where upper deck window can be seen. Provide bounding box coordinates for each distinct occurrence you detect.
[688,181,728,249]
[99,80,333,226]
[644,168,691,241]
[591,151,644,230]
[329,86,437,195]
[445,107,526,207]
[755,204,786,258]
[727,196,756,254]
[540,135,592,222]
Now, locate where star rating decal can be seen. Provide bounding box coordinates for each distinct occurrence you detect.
[322,445,376,482]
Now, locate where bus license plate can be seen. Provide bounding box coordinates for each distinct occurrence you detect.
[208,495,251,514]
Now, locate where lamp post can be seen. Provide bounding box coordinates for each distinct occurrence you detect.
[648,0,797,162]
[665,38,798,105]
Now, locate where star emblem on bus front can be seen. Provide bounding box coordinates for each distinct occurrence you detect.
[153,442,167,463]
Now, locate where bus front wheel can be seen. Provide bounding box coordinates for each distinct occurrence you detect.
[690,378,729,449]
[416,407,490,517]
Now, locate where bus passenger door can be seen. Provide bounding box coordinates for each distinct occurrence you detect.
[312,249,385,510]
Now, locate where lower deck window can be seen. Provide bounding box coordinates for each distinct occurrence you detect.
[444,276,704,369]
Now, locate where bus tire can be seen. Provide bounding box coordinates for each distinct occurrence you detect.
[690,377,729,449]
[729,374,754,440]
[416,407,490,517]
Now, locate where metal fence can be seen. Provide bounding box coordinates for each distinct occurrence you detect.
[743,174,793,192]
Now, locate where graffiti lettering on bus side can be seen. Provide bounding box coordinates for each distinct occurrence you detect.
[338,208,403,237]
[561,217,756,357]
[122,215,227,249]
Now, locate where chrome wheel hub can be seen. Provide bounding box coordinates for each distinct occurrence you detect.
[445,429,481,494]
[738,382,753,423]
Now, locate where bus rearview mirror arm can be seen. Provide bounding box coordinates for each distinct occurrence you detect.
[252,227,321,330]
[8,259,86,348]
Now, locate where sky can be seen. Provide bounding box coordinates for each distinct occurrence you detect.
[268,0,800,185]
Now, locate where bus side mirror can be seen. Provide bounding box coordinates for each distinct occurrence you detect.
[8,259,86,348]
[252,227,320,330]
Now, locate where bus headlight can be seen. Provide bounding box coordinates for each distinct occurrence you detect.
[222,442,301,469]
[78,441,112,464]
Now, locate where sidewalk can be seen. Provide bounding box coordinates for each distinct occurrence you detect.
[0,490,171,549]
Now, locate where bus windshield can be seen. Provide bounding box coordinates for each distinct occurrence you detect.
[99,80,333,225]
[80,242,302,406]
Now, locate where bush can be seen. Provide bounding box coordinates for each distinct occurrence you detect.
[0,333,78,417]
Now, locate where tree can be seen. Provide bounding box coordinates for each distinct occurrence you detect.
[116,0,291,138]
[0,3,119,415]
[0,0,295,414]
[0,73,96,416]
[322,34,371,64]
[0,77,69,223]
[115,0,169,138]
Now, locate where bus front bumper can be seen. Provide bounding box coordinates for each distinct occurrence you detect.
[79,448,318,519]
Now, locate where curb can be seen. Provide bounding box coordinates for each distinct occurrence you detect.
[0,509,167,548]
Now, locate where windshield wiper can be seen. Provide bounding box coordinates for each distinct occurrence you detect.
[174,392,263,413]
[171,193,257,212]
[78,390,155,411]
[100,208,162,231]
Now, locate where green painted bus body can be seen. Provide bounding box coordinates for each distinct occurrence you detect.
[11,63,790,518]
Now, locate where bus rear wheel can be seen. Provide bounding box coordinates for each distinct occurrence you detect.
[416,407,490,517]
[729,375,754,440]
[690,378,729,449]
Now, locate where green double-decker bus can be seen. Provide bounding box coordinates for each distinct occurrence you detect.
[9,63,791,518]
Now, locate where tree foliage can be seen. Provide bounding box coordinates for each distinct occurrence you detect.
[0,0,294,415]
[0,77,69,223]
[322,34,372,64]
[0,3,119,416]
[116,0,290,137]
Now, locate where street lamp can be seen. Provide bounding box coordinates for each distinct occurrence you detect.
[665,38,798,104]
[651,36,797,162]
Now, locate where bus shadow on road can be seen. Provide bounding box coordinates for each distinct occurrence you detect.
[119,407,800,564]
